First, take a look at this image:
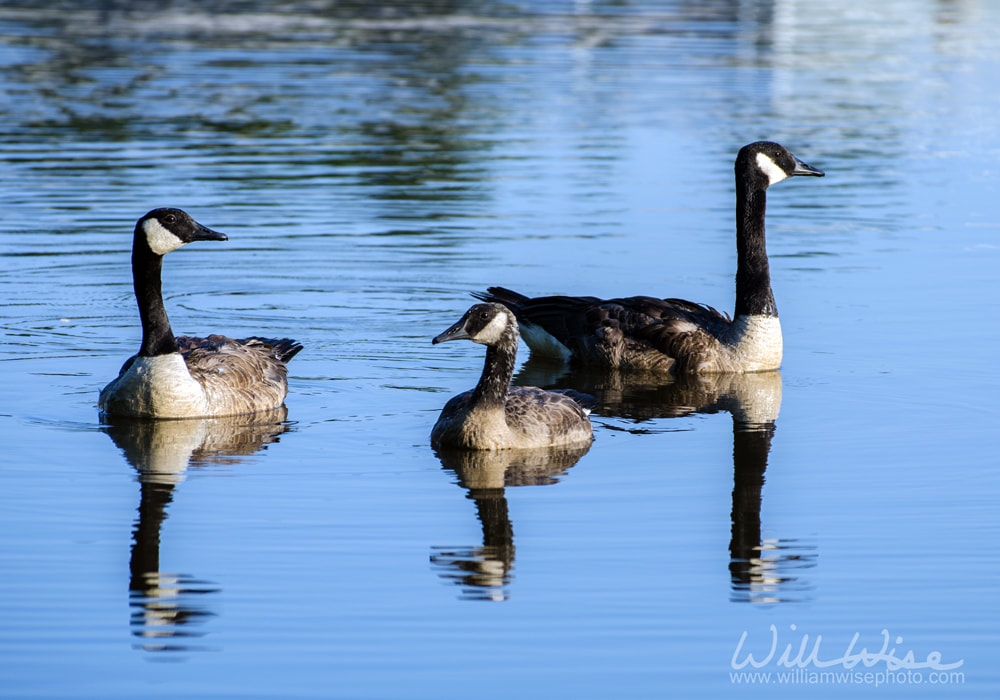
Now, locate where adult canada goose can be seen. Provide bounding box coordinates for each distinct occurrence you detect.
[99,208,302,418]
[431,303,593,450]
[476,141,824,374]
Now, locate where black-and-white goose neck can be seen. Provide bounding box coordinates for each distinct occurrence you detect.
[132,238,179,358]
[472,335,518,410]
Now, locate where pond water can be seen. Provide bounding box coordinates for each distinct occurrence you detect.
[1,1,999,698]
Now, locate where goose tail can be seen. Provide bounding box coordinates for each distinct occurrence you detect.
[472,286,530,307]
[247,336,304,364]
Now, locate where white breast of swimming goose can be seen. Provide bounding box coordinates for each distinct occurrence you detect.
[718,314,783,373]
[100,354,210,418]
[440,402,517,451]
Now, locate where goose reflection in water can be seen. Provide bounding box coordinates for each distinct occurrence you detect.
[515,360,816,604]
[431,444,590,601]
[101,408,289,652]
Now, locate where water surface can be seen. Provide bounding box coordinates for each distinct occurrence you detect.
[1,1,998,698]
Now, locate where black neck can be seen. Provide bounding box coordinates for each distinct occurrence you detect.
[132,244,178,357]
[471,335,518,410]
[734,185,777,318]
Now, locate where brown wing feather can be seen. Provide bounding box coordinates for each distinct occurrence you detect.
[504,387,593,442]
[178,335,299,415]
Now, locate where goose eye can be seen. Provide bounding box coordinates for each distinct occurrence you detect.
[164,214,176,224]
[480,311,490,320]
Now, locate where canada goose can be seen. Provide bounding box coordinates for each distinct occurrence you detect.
[476,141,824,374]
[431,303,593,450]
[99,208,302,418]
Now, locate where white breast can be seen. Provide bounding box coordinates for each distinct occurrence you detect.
[100,354,210,418]
[723,314,783,372]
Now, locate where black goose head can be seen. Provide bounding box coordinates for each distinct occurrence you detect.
[736,141,824,190]
[433,303,518,347]
[135,207,228,257]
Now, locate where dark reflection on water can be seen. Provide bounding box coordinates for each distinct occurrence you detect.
[101,409,290,653]
[515,359,782,425]
[431,444,590,601]
[515,363,816,602]
[728,419,817,604]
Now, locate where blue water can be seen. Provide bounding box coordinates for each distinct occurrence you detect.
[1,1,999,698]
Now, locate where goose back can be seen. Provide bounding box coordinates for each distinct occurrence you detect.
[474,287,741,373]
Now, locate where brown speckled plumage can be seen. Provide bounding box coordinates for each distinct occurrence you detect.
[176,334,300,415]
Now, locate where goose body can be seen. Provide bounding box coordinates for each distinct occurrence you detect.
[476,142,824,374]
[431,303,593,450]
[99,208,302,418]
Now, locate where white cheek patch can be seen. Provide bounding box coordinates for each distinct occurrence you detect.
[143,218,186,255]
[475,312,511,345]
[756,152,789,186]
